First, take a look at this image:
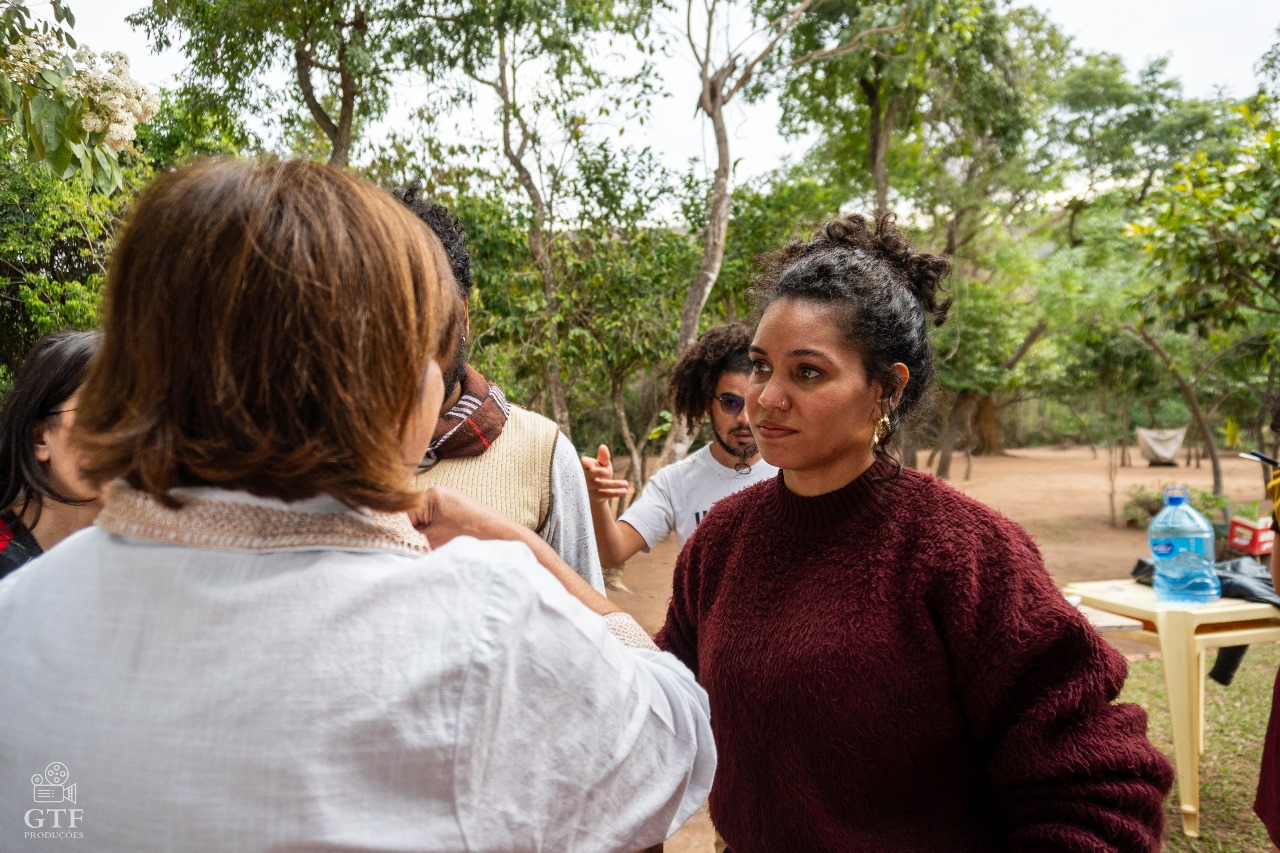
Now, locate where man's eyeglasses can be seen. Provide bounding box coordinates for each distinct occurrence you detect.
[715,393,745,416]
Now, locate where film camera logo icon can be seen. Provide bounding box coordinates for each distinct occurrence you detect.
[31,762,76,804]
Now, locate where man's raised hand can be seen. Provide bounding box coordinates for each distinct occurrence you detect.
[580,444,630,505]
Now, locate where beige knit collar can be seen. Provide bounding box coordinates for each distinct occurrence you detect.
[95,482,432,557]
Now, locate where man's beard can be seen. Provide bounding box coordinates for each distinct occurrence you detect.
[441,334,472,404]
[713,423,757,463]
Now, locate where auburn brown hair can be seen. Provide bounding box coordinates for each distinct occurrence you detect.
[76,157,460,511]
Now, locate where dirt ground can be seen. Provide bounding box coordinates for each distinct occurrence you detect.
[608,446,1275,851]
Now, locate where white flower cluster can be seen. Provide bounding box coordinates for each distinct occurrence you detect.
[1,30,64,84]
[65,47,160,152]
[3,31,159,152]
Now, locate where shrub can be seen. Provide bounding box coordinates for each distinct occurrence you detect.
[1123,484,1230,526]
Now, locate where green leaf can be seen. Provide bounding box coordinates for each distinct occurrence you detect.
[38,68,65,90]
[46,141,75,178]
[24,99,48,160]
[0,76,16,114]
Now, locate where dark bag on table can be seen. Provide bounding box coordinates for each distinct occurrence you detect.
[1131,555,1280,685]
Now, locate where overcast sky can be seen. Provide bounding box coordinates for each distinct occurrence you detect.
[59,1,1280,181]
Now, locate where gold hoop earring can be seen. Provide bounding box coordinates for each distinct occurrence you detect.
[873,414,891,448]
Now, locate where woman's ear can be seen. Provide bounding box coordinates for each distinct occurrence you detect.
[32,419,52,464]
[874,364,912,420]
[888,363,910,410]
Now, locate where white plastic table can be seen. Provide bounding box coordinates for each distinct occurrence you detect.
[1062,579,1280,837]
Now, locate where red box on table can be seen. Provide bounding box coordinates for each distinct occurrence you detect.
[1227,517,1274,556]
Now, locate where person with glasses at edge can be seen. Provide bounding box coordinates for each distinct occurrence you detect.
[0,330,102,579]
[581,324,778,574]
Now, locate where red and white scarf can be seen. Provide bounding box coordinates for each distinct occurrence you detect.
[425,365,510,463]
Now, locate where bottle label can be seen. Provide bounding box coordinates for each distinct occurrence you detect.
[1150,536,1210,559]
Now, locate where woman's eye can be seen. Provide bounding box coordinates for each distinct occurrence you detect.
[797,366,822,380]
[750,360,771,376]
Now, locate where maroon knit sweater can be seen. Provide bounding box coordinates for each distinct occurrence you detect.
[656,459,1173,853]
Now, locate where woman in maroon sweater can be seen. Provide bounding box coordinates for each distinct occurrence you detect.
[656,214,1174,852]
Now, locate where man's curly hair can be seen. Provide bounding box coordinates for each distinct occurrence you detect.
[389,179,473,300]
[670,323,754,433]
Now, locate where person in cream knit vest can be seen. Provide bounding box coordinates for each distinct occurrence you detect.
[391,182,604,592]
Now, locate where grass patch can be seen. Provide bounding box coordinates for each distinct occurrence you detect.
[1119,642,1280,851]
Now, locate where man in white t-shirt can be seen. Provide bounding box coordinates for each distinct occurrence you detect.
[582,324,778,569]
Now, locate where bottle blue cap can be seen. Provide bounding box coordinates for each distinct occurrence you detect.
[1166,493,1187,506]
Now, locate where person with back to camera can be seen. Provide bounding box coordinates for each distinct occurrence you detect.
[0,157,715,852]
[390,182,604,593]
[0,330,102,578]
[581,323,778,572]
[655,213,1174,852]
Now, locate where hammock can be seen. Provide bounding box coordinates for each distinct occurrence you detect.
[1135,426,1186,464]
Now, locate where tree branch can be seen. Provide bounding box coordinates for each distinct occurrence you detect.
[723,0,819,103]
[786,8,909,67]
[293,47,339,141]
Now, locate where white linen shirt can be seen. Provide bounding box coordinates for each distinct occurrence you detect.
[0,486,714,852]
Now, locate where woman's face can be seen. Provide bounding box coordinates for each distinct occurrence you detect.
[33,391,103,507]
[747,298,892,496]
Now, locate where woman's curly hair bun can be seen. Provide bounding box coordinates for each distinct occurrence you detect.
[819,214,951,327]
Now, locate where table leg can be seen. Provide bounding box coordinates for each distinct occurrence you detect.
[1156,608,1201,837]
[1198,650,1207,756]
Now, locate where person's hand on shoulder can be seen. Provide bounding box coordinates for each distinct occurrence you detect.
[412,485,620,615]
[579,444,629,506]
[411,486,530,550]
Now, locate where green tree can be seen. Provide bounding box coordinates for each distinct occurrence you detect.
[132,85,259,169]
[560,143,696,487]
[129,0,413,167]
[1132,104,1280,332]
[712,161,845,317]
[771,0,986,216]
[395,0,660,440]
[1050,53,1236,245]
[0,131,125,371]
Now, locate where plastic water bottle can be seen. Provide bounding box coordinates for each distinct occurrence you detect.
[1147,486,1221,604]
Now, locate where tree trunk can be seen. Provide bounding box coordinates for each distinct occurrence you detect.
[1001,318,1048,373]
[611,374,644,500]
[859,69,898,217]
[1258,362,1277,493]
[675,63,736,359]
[925,395,952,470]
[295,45,351,168]
[660,63,737,468]
[1133,326,1223,495]
[494,40,572,440]
[899,423,918,469]
[1065,404,1098,457]
[936,391,976,480]
[1101,388,1119,528]
[1119,403,1132,467]
[961,317,1047,457]
[973,393,1004,456]
[925,400,949,469]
